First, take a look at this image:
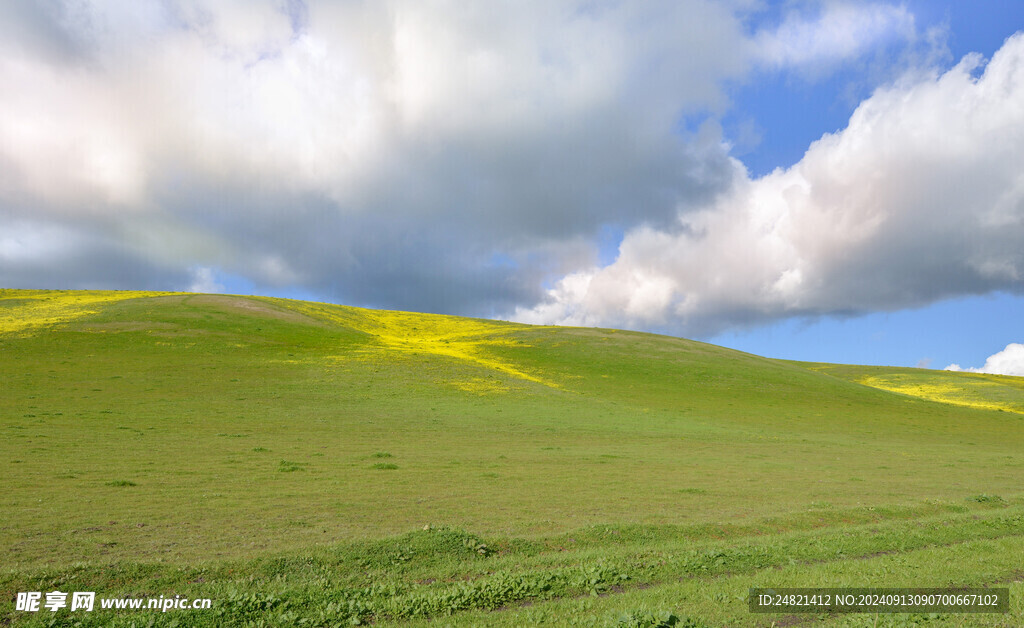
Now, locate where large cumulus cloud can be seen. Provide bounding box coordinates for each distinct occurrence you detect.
[517,33,1024,335]
[0,0,751,314]
[4,0,997,330]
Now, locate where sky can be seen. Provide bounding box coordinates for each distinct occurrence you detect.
[1,0,1022,375]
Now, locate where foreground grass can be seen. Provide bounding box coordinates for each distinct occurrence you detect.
[2,290,1023,625]
[3,500,1021,626]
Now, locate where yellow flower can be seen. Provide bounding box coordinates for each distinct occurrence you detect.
[274,299,562,390]
[0,290,170,337]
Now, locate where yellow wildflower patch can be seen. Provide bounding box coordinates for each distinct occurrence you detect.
[0,290,170,337]
[446,377,515,394]
[858,375,1024,414]
[273,299,561,390]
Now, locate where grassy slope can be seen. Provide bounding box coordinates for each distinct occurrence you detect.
[1,289,1022,626]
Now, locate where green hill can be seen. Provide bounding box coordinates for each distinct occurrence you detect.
[2,289,1022,626]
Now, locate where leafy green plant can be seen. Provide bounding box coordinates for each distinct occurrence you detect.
[614,610,687,627]
[463,537,493,556]
[968,493,1005,503]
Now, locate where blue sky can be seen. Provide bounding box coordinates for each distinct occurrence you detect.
[0,1,1022,374]
[731,0,1024,179]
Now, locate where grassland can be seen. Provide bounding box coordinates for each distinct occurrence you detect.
[1,289,1022,626]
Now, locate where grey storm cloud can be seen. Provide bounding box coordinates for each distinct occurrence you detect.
[0,0,749,316]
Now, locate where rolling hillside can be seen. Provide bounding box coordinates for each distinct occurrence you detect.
[2,289,1022,626]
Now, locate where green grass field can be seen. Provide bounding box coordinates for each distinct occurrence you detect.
[2,289,1022,626]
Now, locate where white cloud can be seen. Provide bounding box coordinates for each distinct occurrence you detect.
[946,343,1024,377]
[516,33,1024,335]
[753,1,917,71]
[188,266,224,294]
